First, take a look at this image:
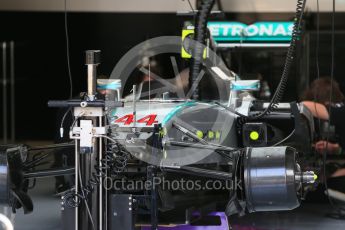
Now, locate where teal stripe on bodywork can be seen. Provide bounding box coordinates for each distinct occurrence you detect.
[162,101,196,126]
[231,83,259,91]
[97,82,121,90]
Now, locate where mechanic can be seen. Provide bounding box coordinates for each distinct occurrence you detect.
[302,77,345,198]
[302,77,344,157]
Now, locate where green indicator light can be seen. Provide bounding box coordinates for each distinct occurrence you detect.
[250,131,259,141]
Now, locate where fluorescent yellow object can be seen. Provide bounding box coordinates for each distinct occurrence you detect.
[181,29,207,59]
[196,130,204,139]
[159,127,167,138]
[208,131,215,139]
[215,131,221,140]
[314,174,318,181]
[250,131,259,141]
[182,29,194,58]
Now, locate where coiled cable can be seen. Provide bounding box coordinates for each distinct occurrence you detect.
[207,0,306,123]
[191,0,306,120]
[218,0,307,129]
[63,150,112,208]
[189,0,215,99]
[63,138,130,208]
[245,0,307,120]
[109,143,130,175]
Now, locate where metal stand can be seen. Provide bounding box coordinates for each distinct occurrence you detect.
[76,50,104,230]
[56,50,107,230]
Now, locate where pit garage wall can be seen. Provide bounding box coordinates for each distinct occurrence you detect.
[1,2,345,140]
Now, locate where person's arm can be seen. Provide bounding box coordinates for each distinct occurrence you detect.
[302,101,329,120]
[315,140,340,154]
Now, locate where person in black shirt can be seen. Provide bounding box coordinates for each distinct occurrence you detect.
[302,77,345,157]
[304,101,345,175]
[302,78,345,201]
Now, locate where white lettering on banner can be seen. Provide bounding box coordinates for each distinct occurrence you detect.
[221,24,232,37]
[209,25,220,36]
[288,24,294,36]
[259,24,273,36]
[208,22,293,40]
[232,25,244,36]
[273,24,287,36]
[245,25,259,36]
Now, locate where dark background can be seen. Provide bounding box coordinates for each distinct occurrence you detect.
[0,11,344,140]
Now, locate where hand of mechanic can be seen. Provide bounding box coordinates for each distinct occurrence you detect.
[314,140,340,154]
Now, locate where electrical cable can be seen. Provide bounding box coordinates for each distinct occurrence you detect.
[69,111,85,134]
[272,129,295,146]
[216,0,223,11]
[111,141,130,171]
[94,135,131,174]
[315,0,321,93]
[63,135,130,208]
[63,154,110,208]
[63,153,110,208]
[186,0,195,13]
[60,107,72,138]
[192,0,306,120]
[64,0,73,99]
[224,0,306,122]
[313,0,322,146]
[77,164,96,230]
[248,0,307,119]
[94,134,117,143]
[110,142,130,175]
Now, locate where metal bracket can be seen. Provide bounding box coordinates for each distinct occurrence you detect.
[74,107,104,117]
